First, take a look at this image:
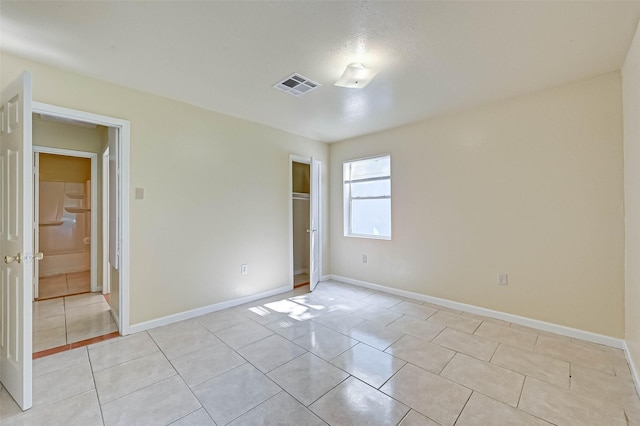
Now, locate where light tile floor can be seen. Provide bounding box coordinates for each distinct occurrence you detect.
[33,293,118,352]
[37,270,91,300]
[2,280,639,425]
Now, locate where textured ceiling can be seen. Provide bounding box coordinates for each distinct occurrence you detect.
[2,1,640,142]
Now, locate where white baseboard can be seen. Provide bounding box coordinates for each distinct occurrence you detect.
[294,268,309,275]
[127,285,292,334]
[326,274,624,349]
[624,341,640,399]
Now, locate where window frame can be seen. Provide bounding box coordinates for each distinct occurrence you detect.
[343,154,392,240]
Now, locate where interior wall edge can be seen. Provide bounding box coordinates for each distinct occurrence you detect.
[624,341,640,399]
[623,19,640,399]
[325,274,625,349]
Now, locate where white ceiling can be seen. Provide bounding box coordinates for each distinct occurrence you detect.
[2,1,640,142]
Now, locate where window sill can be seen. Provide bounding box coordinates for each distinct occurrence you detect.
[344,233,391,241]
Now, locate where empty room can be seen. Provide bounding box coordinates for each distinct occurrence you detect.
[2,1,640,425]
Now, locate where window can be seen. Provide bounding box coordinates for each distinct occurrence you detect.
[343,154,391,239]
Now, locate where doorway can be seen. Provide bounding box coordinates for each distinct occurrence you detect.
[292,161,310,287]
[33,148,98,300]
[31,116,116,353]
[289,155,322,291]
[30,105,129,354]
[31,101,131,338]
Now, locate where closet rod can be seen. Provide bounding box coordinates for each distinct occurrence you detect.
[292,192,310,200]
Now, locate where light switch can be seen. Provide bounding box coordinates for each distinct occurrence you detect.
[497,272,508,285]
[135,188,144,200]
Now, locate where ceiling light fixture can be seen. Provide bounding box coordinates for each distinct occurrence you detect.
[335,63,377,89]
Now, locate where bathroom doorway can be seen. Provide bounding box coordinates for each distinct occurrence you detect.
[31,112,118,353]
[34,149,97,300]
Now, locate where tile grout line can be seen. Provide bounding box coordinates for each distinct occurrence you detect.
[487,339,501,363]
[514,373,526,409]
[90,331,161,373]
[305,375,351,409]
[85,346,107,426]
[377,360,409,392]
[451,389,473,425]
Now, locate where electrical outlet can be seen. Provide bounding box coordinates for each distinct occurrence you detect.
[241,264,248,275]
[362,254,368,264]
[497,272,508,285]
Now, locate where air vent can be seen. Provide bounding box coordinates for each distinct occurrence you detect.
[274,73,321,97]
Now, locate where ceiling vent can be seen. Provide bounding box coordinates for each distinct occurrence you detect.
[274,73,321,97]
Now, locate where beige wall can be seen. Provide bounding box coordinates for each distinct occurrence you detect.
[623,22,640,371]
[33,116,107,153]
[330,72,624,338]
[2,52,329,325]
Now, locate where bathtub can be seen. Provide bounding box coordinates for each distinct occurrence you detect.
[39,251,90,277]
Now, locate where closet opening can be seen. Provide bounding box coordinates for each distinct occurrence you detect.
[292,161,310,288]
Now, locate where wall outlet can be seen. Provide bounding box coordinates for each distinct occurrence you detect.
[362,254,368,264]
[241,264,248,275]
[497,272,508,285]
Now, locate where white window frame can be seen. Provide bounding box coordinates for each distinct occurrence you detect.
[343,154,392,240]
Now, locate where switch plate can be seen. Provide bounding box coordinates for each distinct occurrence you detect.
[497,273,508,285]
[362,254,367,263]
[241,264,248,275]
[135,188,144,200]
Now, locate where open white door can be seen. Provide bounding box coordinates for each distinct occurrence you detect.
[309,158,321,290]
[0,71,34,410]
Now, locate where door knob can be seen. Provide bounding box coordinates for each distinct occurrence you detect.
[34,252,44,261]
[4,253,21,264]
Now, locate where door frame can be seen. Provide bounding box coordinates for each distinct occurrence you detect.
[288,154,322,288]
[32,147,98,296]
[32,102,131,335]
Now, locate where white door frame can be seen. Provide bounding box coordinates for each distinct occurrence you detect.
[289,154,322,288]
[32,146,98,295]
[309,158,321,290]
[32,102,131,335]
